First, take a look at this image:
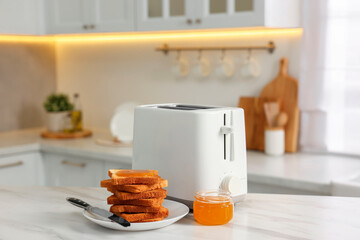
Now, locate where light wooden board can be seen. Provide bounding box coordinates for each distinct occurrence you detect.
[41,129,92,139]
[260,58,299,152]
[238,97,279,151]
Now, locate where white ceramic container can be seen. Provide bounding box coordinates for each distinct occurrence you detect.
[265,127,285,156]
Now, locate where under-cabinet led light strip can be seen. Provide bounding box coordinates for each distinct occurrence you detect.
[0,28,302,43]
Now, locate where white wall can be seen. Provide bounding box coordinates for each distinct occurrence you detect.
[0,41,56,132]
[56,31,302,129]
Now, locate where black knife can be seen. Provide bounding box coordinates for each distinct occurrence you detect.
[66,197,131,227]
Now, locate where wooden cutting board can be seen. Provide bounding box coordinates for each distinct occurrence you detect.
[238,97,279,151]
[260,58,299,152]
[41,129,92,139]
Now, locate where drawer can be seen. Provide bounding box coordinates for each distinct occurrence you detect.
[0,152,43,186]
[43,153,104,187]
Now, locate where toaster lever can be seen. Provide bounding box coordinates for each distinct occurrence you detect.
[220,126,233,134]
[220,127,235,161]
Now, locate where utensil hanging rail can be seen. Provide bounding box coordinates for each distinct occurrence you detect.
[156,41,275,54]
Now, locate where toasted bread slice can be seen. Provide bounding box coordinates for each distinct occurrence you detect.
[100,179,111,188]
[114,189,167,200]
[107,195,164,207]
[113,206,169,223]
[110,205,161,213]
[102,179,168,193]
[108,169,158,178]
[134,217,164,223]
[108,169,160,185]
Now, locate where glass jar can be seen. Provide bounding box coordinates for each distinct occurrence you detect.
[193,190,233,225]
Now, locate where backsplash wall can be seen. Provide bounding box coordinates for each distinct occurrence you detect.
[0,41,56,132]
[56,30,302,129]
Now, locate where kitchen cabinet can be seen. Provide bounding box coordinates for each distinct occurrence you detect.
[248,181,328,196]
[42,153,104,187]
[42,153,131,187]
[0,152,44,186]
[45,0,135,34]
[0,0,44,34]
[196,0,300,29]
[136,0,300,31]
[45,0,88,34]
[136,0,196,31]
[1,0,300,35]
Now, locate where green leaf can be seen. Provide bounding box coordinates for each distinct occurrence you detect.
[43,93,73,112]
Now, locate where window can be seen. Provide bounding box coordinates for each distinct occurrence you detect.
[300,0,360,155]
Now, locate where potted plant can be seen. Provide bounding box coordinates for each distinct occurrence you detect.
[43,93,73,132]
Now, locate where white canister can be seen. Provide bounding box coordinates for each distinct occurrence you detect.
[264,127,285,156]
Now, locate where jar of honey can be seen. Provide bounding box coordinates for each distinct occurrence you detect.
[193,190,233,225]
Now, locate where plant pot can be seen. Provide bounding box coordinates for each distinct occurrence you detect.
[46,111,69,132]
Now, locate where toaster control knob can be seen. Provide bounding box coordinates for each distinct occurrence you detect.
[220,175,243,195]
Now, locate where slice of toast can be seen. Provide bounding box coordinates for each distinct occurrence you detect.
[107,195,164,207]
[101,179,168,193]
[108,169,160,185]
[114,189,167,200]
[134,217,165,223]
[113,206,169,223]
[110,205,161,213]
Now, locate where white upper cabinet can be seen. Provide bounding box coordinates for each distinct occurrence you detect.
[199,0,300,28]
[0,0,44,34]
[91,0,135,32]
[196,0,263,29]
[136,0,196,31]
[136,0,300,31]
[0,0,299,35]
[45,0,135,34]
[45,0,89,34]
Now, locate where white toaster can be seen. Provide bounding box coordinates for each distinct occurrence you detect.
[132,104,247,207]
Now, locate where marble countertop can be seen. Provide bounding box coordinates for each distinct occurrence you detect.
[247,151,360,194]
[0,128,132,164]
[0,128,360,194]
[1,185,359,240]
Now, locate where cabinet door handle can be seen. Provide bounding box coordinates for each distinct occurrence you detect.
[0,161,23,169]
[186,19,193,24]
[83,25,89,30]
[89,24,95,29]
[62,160,86,168]
[195,18,201,24]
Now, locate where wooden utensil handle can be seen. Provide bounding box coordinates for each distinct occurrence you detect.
[279,58,288,76]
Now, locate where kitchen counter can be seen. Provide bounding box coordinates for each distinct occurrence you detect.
[1,185,359,239]
[1,128,360,194]
[0,128,132,164]
[247,151,360,195]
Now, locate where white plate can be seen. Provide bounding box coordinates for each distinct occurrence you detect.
[83,199,189,231]
[110,102,139,143]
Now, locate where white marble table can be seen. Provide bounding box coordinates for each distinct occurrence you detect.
[1,186,360,240]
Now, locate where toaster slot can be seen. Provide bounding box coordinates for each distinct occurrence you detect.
[175,105,216,109]
[222,113,233,161]
[157,106,197,110]
[156,104,218,111]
